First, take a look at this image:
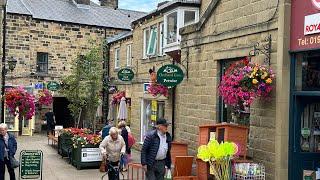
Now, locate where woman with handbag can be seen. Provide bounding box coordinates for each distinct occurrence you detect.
[0,123,17,180]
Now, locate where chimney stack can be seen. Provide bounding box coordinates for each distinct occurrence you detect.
[72,0,90,5]
[100,0,118,9]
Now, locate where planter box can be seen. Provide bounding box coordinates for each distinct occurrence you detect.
[71,144,102,170]
[58,135,73,157]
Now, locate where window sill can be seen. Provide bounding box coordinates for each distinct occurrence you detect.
[141,55,168,64]
[114,68,120,72]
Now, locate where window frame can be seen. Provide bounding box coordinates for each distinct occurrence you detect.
[147,26,158,56]
[114,48,120,69]
[159,22,164,56]
[143,28,150,59]
[126,44,132,67]
[36,52,48,74]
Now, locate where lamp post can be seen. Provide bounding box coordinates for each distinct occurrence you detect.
[0,0,7,123]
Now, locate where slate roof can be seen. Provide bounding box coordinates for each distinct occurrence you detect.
[7,0,146,30]
[107,31,132,44]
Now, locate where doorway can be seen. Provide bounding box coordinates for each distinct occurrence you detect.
[289,51,320,179]
[53,97,73,128]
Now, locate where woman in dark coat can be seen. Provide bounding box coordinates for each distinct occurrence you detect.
[118,120,129,171]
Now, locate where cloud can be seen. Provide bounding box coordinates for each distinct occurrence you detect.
[119,0,158,12]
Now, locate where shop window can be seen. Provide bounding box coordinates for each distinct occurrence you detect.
[219,59,250,126]
[295,53,320,91]
[36,52,48,74]
[126,44,132,67]
[114,48,120,69]
[166,11,178,45]
[140,100,165,142]
[184,10,196,26]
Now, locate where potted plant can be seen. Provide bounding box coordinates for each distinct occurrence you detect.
[219,58,275,125]
[37,89,53,107]
[197,140,238,180]
[71,133,102,170]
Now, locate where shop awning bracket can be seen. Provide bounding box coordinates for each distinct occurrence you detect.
[249,34,272,67]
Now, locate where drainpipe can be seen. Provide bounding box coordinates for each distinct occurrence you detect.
[1,4,6,123]
[103,31,110,124]
[171,60,176,141]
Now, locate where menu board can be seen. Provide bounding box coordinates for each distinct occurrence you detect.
[19,150,43,179]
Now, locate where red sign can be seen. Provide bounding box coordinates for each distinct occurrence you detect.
[291,0,320,51]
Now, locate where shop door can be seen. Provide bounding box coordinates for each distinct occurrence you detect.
[291,95,320,179]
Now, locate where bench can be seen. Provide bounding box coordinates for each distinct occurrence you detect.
[48,135,58,146]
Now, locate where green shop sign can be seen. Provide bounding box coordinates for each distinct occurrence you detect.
[157,64,184,87]
[47,81,60,91]
[118,68,134,81]
[20,150,43,179]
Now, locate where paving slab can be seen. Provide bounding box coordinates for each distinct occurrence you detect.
[4,134,142,180]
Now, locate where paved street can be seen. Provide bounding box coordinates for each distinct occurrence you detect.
[5,134,141,180]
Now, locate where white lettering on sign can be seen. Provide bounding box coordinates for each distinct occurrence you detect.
[305,13,320,35]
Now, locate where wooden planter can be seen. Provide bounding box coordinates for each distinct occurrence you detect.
[71,144,102,170]
[171,142,188,165]
[58,134,73,157]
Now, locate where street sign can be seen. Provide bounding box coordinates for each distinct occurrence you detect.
[47,81,60,91]
[34,83,44,89]
[20,150,43,180]
[117,68,134,81]
[157,64,184,87]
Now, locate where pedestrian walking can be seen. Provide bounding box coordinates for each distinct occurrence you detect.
[45,108,56,136]
[0,123,17,180]
[141,118,172,180]
[99,127,126,180]
[117,121,129,171]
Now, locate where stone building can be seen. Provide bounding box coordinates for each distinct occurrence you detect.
[1,0,145,134]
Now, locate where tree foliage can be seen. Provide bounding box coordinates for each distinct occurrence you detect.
[60,43,103,130]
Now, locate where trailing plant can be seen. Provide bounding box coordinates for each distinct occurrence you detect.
[5,87,35,120]
[37,89,53,107]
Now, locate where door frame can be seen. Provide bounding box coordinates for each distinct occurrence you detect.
[289,50,320,179]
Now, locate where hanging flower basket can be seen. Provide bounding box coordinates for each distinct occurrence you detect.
[111,91,125,105]
[218,58,275,113]
[147,83,169,97]
[5,87,35,120]
[37,89,53,107]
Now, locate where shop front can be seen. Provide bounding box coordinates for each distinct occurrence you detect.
[289,0,320,178]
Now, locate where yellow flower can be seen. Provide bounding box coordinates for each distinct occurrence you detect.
[252,79,259,84]
[266,78,272,84]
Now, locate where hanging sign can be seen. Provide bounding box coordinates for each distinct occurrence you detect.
[291,0,320,51]
[20,150,43,179]
[47,81,60,91]
[157,64,184,87]
[117,68,134,81]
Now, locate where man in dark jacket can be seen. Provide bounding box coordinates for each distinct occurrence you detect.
[141,118,172,180]
[0,123,17,180]
[45,108,56,136]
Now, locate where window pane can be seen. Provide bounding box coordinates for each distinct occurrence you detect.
[167,12,177,44]
[36,52,48,73]
[147,27,157,55]
[115,48,120,68]
[184,11,196,25]
[144,29,150,58]
[159,23,164,56]
[295,52,320,91]
[127,45,132,66]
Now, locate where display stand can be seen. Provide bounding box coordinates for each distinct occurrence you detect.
[197,123,249,180]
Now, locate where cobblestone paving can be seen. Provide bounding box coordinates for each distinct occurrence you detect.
[4,134,141,180]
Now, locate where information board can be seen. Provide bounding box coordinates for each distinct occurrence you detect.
[20,150,43,179]
[81,148,102,162]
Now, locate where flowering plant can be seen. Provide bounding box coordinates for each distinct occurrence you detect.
[5,87,35,120]
[60,128,92,137]
[147,83,169,97]
[112,91,125,104]
[219,58,275,113]
[72,133,102,148]
[198,140,238,180]
[37,89,53,107]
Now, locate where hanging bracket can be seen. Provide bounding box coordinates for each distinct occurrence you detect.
[249,34,272,66]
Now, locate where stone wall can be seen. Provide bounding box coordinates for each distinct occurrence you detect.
[179,0,281,179]
[108,15,174,143]
[5,13,121,86]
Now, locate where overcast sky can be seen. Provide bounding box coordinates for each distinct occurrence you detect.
[91,0,165,12]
